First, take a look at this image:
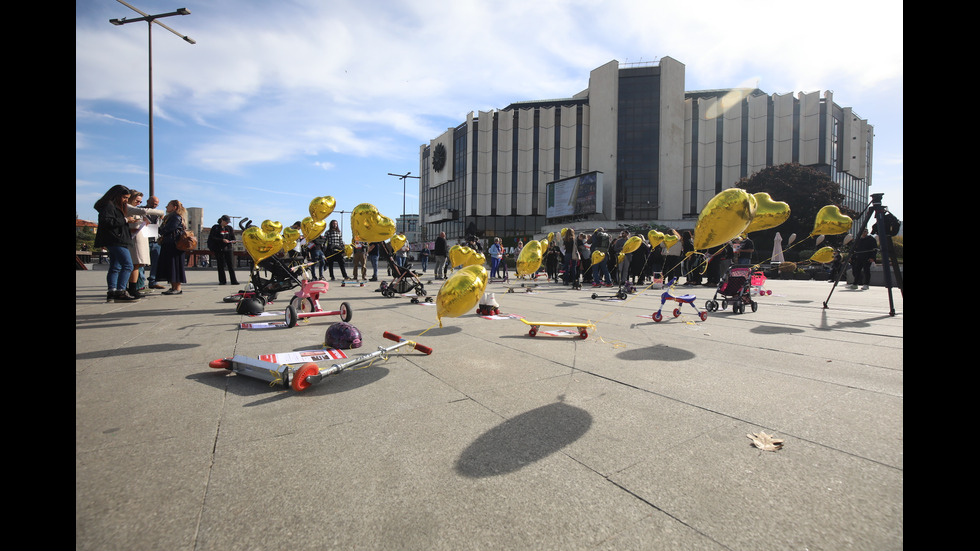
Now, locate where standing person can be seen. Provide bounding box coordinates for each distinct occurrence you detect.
[352,240,367,281]
[681,231,701,285]
[590,227,612,287]
[367,241,381,281]
[207,215,239,286]
[489,237,504,278]
[544,240,562,283]
[632,236,650,285]
[663,229,683,283]
[561,229,578,285]
[611,230,632,285]
[433,232,448,279]
[849,229,878,290]
[125,190,165,298]
[734,236,754,266]
[577,233,591,283]
[94,185,141,302]
[144,196,165,290]
[307,236,326,279]
[395,238,409,268]
[324,219,350,281]
[157,199,189,295]
[419,245,430,273]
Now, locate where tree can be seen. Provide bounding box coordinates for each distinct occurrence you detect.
[735,163,857,259]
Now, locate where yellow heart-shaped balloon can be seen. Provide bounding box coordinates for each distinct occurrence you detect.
[390,234,407,252]
[647,230,665,249]
[745,192,791,234]
[516,240,544,277]
[301,216,326,242]
[809,246,835,264]
[282,226,301,252]
[448,245,472,268]
[539,238,549,251]
[621,235,642,254]
[344,244,353,258]
[261,220,283,234]
[309,196,336,222]
[591,250,606,265]
[350,203,397,242]
[663,234,679,250]
[694,188,757,250]
[436,265,488,326]
[242,225,284,264]
[810,205,852,236]
[547,232,555,244]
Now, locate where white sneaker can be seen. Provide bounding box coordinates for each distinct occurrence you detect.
[861,285,870,290]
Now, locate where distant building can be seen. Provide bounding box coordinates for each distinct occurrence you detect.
[396,213,422,251]
[419,57,873,243]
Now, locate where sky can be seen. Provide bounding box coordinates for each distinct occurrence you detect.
[76,0,903,233]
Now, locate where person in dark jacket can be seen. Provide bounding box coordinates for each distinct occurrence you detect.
[849,229,878,290]
[94,185,140,302]
[157,199,189,295]
[207,215,239,285]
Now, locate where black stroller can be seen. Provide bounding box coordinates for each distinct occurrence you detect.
[223,254,306,306]
[381,262,431,303]
[705,265,758,314]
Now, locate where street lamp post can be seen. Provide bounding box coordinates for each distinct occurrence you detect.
[109,0,195,198]
[387,172,420,234]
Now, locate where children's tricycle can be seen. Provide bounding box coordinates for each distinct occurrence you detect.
[653,278,707,322]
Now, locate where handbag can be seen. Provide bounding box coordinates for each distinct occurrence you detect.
[176,229,198,251]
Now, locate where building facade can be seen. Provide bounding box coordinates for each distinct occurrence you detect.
[419,57,873,244]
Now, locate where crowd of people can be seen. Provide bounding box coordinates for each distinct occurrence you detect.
[94,183,881,302]
[93,185,189,302]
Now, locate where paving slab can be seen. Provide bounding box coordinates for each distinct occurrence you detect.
[77,268,902,550]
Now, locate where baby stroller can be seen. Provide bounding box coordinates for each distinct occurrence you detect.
[223,255,305,306]
[381,262,432,303]
[705,266,757,314]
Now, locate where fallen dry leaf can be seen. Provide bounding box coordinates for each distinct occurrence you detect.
[748,431,784,451]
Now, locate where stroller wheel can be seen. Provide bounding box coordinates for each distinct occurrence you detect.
[751,301,758,313]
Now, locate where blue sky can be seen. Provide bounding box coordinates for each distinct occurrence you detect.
[76,0,903,232]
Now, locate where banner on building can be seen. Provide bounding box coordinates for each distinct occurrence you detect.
[546,172,603,218]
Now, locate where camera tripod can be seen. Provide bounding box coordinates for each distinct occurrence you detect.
[823,193,903,316]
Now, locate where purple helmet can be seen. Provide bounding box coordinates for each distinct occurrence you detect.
[325,322,363,349]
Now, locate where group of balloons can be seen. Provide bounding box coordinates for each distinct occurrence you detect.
[241,197,410,266]
[240,188,854,328]
[236,195,485,328]
[690,187,853,266]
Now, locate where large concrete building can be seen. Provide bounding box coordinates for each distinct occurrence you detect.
[418,57,873,245]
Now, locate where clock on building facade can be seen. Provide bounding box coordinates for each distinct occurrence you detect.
[432,143,447,172]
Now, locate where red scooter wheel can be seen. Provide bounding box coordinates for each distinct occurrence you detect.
[291,363,319,392]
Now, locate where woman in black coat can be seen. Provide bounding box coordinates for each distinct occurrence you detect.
[94,185,140,302]
[157,200,189,295]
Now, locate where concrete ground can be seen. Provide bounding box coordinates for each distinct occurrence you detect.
[76,266,902,550]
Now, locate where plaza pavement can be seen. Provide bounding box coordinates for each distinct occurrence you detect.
[76,266,902,550]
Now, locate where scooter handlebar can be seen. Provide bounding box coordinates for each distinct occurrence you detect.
[383,331,433,355]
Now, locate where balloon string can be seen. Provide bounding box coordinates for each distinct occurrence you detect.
[419,322,439,336]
